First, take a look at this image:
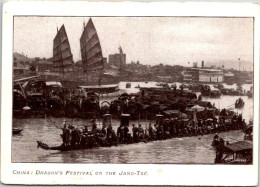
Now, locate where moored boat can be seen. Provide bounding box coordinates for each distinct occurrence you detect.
[13,127,23,135]
[235,98,245,108]
[80,92,100,118]
[78,84,120,96]
[215,140,252,164]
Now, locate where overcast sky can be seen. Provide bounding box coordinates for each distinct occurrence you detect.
[14,17,253,69]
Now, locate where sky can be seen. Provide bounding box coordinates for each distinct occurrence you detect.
[14,17,253,69]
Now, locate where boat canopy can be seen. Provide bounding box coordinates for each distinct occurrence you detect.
[46,81,62,87]
[78,84,118,89]
[187,105,205,112]
[156,114,164,117]
[224,140,252,153]
[121,114,130,117]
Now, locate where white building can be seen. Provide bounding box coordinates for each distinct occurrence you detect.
[199,69,224,83]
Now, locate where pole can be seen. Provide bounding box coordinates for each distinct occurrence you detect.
[57,26,64,77]
[18,82,26,99]
[145,112,148,129]
[238,58,241,72]
[138,112,140,124]
[98,114,101,128]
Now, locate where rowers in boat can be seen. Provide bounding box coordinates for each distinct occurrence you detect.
[37,112,248,152]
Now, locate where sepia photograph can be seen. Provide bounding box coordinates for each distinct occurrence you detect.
[12,16,253,164]
[1,1,259,186]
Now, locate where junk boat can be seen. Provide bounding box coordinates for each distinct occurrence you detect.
[13,86,27,117]
[80,91,100,118]
[235,98,245,108]
[126,83,131,88]
[220,88,246,96]
[39,19,119,88]
[79,18,120,89]
[64,90,81,118]
[46,81,64,117]
[110,93,143,119]
[247,86,253,98]
[201,85,222,98]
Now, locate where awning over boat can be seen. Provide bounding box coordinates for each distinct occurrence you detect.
[187,105,205,112]
[224,140,252,153]
[161,110,188,118]
[163,110,180,115]
[78,84,118,89]
[46,81,62,87]
[27,92,43,96]
[156,114,164,117]
[121,114,130,117]
[196,101,211,108]
[103,71,119,77]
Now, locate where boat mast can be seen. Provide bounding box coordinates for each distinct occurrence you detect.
[119,46,123,76]
[57,26,65,77]
[238,58,241,72]
[83,21,89,85]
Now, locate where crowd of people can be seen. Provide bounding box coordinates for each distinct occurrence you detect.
[59,113,248,149]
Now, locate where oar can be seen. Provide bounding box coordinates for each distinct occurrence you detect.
[52,122,61,129]
[145,112,148,130]
[48,116,62,129]
[226,103,235,108]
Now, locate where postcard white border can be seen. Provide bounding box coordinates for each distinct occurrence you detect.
[1,1,259,185]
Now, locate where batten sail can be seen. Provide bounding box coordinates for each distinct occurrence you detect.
[53,25,73,73]
[80,18,104,72]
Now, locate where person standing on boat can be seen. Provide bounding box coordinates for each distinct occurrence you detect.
[173,84,177,91]
[91,116,97,132]
[62,123,70,146]
[124,125,129,142]
[101,125,107,138]
[70,127,77,147]
[61,120,70,146]
[117,124,124,143]
[138,124,144,141]
[117,105,121,115]
[75,127,82,145]
[132,124,138,142]
[83,125,88,134]
[148,123,154,140]
[215,137,225,163]
[106,124,113,140]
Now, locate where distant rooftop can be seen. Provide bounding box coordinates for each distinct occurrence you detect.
[190,68,223,72]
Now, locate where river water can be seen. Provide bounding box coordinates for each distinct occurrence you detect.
[12,82,253,163]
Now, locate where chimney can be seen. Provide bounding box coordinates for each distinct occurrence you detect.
[201,61,204,69]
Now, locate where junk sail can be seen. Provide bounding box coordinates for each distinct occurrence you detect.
[53,25,74,73]
[80,18,104,73]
